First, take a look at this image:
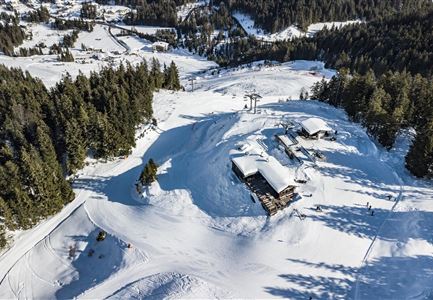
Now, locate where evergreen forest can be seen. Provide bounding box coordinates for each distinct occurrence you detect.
[0,59,181,247]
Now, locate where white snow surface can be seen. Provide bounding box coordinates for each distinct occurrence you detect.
[16,23,72,53]
[0,48,433,300]
[177,1,207,22]
[0,21,215,87]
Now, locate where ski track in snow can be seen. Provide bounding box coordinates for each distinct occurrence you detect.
[0,56,433,299]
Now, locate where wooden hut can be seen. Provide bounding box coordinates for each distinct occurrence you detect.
[232,154,296,215]
[300,118,332,139]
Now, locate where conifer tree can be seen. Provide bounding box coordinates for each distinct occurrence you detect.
[406,120,433,177]
[163,61,181,90]
[139,159,158,185]
[0,59,182,248]
[150,58,164,89]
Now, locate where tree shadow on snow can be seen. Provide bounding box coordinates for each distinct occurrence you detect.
[264,204,433,299]
[55,229,128,299]
[264,254,433,299]
[264,258,354,299]
[144,111,266,218]
[72,111,266,218]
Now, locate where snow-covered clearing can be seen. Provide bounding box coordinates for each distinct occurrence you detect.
[177,1,207,22]
[16,23,72,52]
[76,24,125,53]
[306,20,362,37]
[233,12,361,41]
[0,53,433,299]
[0,21,215,87]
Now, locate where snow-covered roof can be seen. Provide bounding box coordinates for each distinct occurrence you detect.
[276,134,295,148]
[152,41,169,48]
[232,154,296,193]
[259,156,295,193]
[300,118,332,135]
[232,156,258,178]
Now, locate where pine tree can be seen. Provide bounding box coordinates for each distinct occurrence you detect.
[150,58,164,89]
[163,61,181,90]
[139,159,158,185]
[0,60,169,248]
[406,119,433,177]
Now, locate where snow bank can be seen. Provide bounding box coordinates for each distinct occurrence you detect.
[107,272,232,299]
[233,12,302,41]
[306,20,362,37]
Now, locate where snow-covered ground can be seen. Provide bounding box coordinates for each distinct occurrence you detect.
[1,53,433,299]
[0,20,215,87]
[177,1,207,22]
[16,23,72,53]
[233,12,361,41]
[77,24,125,53]
[306,20,362,37]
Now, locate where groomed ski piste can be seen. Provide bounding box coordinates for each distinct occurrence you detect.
[1,57,433,299]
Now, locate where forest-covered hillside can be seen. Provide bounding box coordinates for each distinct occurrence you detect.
[0,60,181,246]
[311,71,433,177]
[214,8,433,77]
[0,12,25,55]
[218,0,432,31]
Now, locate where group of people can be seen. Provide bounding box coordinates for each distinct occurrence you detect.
[367,195,394,216]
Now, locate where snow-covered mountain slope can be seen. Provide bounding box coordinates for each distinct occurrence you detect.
[233,12,361,41]
[0,205,147,299]
[3,0,215,87]
[0,58,433,299]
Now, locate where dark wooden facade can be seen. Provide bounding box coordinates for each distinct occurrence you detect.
[232,162,296,216]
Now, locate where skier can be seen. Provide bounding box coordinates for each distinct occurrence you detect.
[371,210,374,216]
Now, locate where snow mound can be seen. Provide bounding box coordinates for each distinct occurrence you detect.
[142,112,266,218]
[107,272,232,299]
[233,12,303,41]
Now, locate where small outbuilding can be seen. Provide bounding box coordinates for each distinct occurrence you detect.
[300,118,332,139]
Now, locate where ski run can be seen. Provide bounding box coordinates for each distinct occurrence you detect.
[0,54,432,299]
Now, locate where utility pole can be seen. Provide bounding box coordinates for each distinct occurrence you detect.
[252,93,262,114]
[244,93,262,114]
[189,77,195,92]
[244,94,253,110]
